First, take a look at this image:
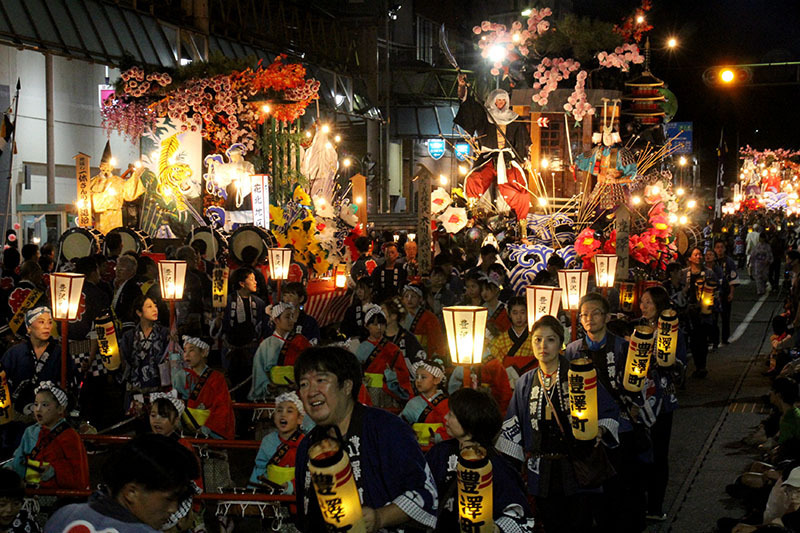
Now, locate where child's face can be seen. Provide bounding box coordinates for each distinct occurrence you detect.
[367,319,386,339]
[33,391,63,428]
[273,401,301,436]
[183,344,206,369]
[0,497,23,527]
[510,305,527,329]
[149,405,179,436]
[240,273,257,293]
[355,285,371,302]
[414,368,441,395]
[274,309,297,333]
[465,280,480,298]
[282,292,302,308]
[402,290,422,311]
[481,285,499,302]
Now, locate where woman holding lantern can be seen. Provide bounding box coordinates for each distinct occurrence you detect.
[638,286,688,521]
[497,315,618,533]
[681,247,721,379]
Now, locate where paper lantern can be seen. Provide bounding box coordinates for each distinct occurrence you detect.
[619,282,637,313]
[335,264,347,289]
[568,358,598,441]
[557,269,589,311]
[211,266,230,309]
[699,279,716,315]
[158,260,187,301]
[94,312,120,371]
[656,309,679,367]
[49,273,85,320]
[442,306,488,366]
[593,254,618,288]
[268,248,293,281]
[308,437,366,533]
[0,364,13,425]
[457,445,494,532]
[525,285,562,331]
[623,326,655,392]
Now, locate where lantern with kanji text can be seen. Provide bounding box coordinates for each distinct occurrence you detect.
[656,309,679,367]
[94,311,120,371]
[212,266,230,309]
[619,282,637,313]
[623,326,655,392]
[307,437,366,533]
[568,358,598,441]
[457,445,494,532]
[524,285,562,331]
[50,272,85,389]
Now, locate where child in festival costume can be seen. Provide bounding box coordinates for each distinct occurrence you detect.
[490,296,537,389]
[219,267,266,350]
[172,337,235,440]
[0,466,41,533]
[248,303,311,400]
[279,282,320,345]
[381,297,427,371]
[248,392,306,494]
[400,359,449,446]
[481,272,511,338]
[400,283,446,359]
[460,270,484,306]
[425,388,535,532]
[10,382,89,490]
[355,304,414,407]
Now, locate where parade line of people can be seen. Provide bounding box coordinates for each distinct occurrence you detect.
[0,213,794,533]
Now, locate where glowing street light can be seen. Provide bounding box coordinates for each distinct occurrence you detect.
[488,44,507,64]
[667,37,678,49]
[636,15,645,24]
[678,156,687,166]
[676,187,685,196]
[541,157,549,169]
[343,158,352,168]
[720,69,735,83]
[687,199,697,209]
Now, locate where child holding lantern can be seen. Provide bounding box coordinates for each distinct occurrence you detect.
[498,315,618,533]
[400,359,449,446]
[9,381,89,490]
[426,388,534,532]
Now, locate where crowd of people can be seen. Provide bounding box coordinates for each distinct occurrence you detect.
[0,215,793,532]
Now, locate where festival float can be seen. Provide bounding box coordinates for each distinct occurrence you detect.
[726,147,800,216]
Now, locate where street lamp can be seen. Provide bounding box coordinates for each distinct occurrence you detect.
[524,285,562,331]
[50,272,85,388]
[268,247,293,300]
[557,269,589,342]
[720,69,735,83]
[443,306,488,388]
[158,260,188,331]
[667,37,678,49]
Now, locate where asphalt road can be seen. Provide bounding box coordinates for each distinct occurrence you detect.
[655,278,783,532]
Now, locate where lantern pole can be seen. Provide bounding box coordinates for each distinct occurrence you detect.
[169,301,176,333]
[570,310,578,343]
[60,320,68,389]
[276,279,282,303]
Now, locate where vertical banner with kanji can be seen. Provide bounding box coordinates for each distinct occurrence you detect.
[251,174,270,229]
[74,152,92,227]
[211,266,230,309]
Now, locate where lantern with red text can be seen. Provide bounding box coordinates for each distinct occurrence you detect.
[307,437,366,533]
[457,445,494,532]
[656,310,679,367]
[568,358,598,441]
[94,312,121,371]
[623,326,655,392]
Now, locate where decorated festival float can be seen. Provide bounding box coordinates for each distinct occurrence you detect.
[725,147,800,216]
[65,54,363,324]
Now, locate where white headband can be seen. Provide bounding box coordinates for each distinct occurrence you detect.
[182,336,209,352]
[35,381,68,407]
[271,302,295,320]
[26,306,51,329]
[403,284,423,298]
[363,303,386,325]
[275,391,305,417]
[150,389,185,415]
[412,360,445,380]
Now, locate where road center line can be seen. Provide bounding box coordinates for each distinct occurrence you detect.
[728,292,769,344]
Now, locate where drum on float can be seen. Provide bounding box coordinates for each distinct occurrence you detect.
[58,227,104,263]
[229,225,273,264]
[105,227,152,255]
[185,227,229,260]
[674,224,702,256]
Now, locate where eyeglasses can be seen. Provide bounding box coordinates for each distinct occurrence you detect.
[579,310,606,320]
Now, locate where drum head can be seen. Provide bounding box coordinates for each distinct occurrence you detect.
[187,227,226,259]
[60,227,102,261]
[230,226,272,264]
[105,227,151,255]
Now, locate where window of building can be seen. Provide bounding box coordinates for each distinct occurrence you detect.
[416,15,436,65]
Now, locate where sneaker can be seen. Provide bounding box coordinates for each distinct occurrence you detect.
[647,513,667,522]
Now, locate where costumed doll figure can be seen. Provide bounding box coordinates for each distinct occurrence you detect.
[172,337,235,440]
[400,359,449,446]
[400,284,446,360]
[455,74,532,222]
[248,391,306,495]
[574,99,637,211]
[355,304,414,408]
[89,142,145,234]
[248,303,311,400]
[10,382,89,490]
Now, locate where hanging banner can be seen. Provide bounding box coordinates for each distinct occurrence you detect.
[74,153,92,227]
[251,174,270,229]
[211,266,230,309]
[428,139,446,160]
